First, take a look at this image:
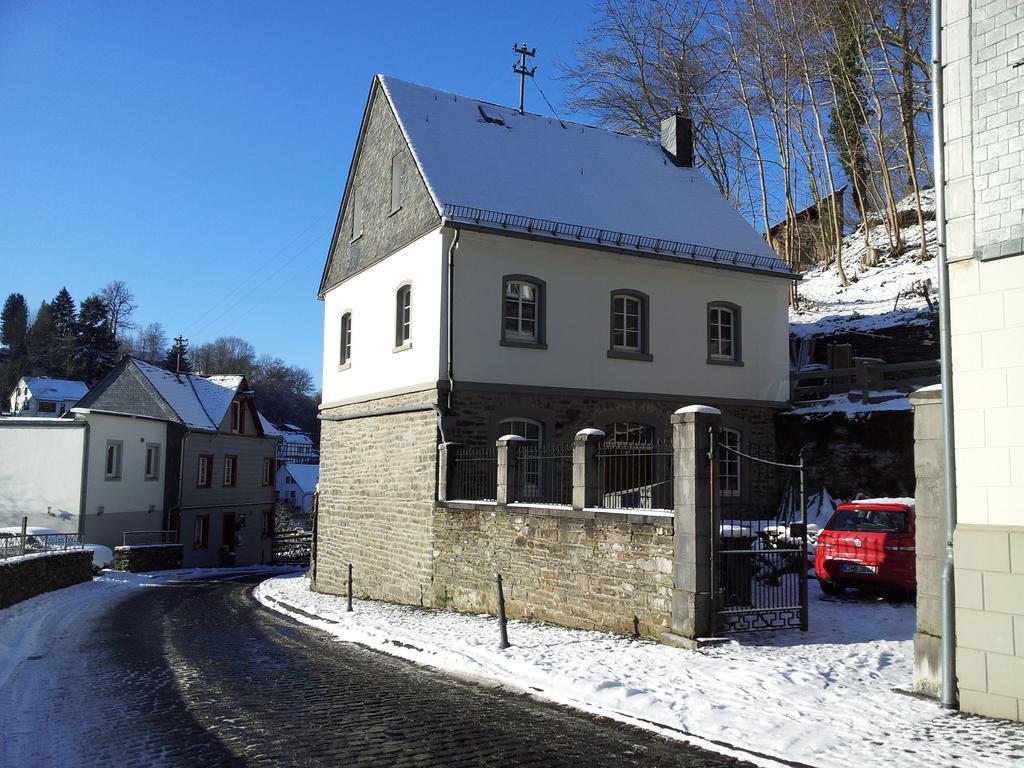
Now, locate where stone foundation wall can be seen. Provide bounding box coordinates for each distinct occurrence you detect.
[0,550,93,609]
[113,544,184,572]
[776,408,915,499]
[433,503,674,639]
[317,389,440,606]
[450,388,777,449]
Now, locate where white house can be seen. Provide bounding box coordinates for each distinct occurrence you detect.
[276,463,319,515]
[8,376,88,417]
[315,75,793,604]
[0,413,167,550]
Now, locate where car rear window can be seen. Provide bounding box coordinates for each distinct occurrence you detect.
[827,509,909,533]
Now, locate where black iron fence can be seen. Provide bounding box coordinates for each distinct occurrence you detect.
[447,445,498,502]
[512,442,573,505]
[596,439,674,510]
[716,518,808,633]
[273,531,312,565]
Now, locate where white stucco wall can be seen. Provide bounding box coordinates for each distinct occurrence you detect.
[450,230,790,403]
[321,228,445,405]
[0,420,86,532]
[81,412,168,549]
[949,256,1024,527]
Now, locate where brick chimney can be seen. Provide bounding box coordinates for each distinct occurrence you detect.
[660,113,693,168]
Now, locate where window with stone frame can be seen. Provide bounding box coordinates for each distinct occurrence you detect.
[193,514,210,549]
[395,283,412,348]
[501,276,546,347]
[608,290,651,360]
[340,312,352,367]
[708,302,742,364]
[105,440,122,481]
[605,421,655,446]
[499,417,544,494]
[197,454,213,488]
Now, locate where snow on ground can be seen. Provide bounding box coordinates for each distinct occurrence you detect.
[790,189,938,339]
[784,390,912,419]
[258,572,1024,768]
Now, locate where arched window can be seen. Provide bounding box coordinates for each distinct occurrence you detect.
[501,275,546,347]
[608,290,651,360]
[720,427,741,497]
[605,421,654,446]
[708,302,742,364]
[395,284,412,348]
[498,417,543,445]
[340,312,352,367]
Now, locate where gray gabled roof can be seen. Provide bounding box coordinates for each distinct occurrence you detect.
[378,76,787,273]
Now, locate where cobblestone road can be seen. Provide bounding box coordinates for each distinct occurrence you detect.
[6,574,753,767]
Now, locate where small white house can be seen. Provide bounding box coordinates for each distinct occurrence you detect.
[276,463,319,514]
[8,377,88,417]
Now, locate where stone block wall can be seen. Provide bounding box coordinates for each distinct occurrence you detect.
[433,503,674,638]
[0,550,93,609]
[954,525,1024,719]
[317,389,440,606]
[113,544,184,572]
[449,388,777,449]
[911,389,946,697]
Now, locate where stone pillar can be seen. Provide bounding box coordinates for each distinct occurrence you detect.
[437,442,460,503]
[496,435,527,505]
[573,428,605,510]
[663,405,721,649]
[910,386,944,698]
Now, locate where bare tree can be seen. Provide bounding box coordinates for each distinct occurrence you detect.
[191,336,256,375]
[99,281,137,342]
[133,322,168,363]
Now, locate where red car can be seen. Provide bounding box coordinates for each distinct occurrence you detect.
[815,499,916,595]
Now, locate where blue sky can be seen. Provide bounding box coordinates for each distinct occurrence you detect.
[0,0,595,388]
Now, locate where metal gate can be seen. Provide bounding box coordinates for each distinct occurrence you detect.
[710,428,809,634]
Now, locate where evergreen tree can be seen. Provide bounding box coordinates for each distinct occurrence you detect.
[50,287,78,377]
[75,295,118,383]
[0,293,30,396]
[164,335,193,374]
[1,293,29,349]
[26,301,56,375]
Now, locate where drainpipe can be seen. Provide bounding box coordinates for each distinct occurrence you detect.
[931,0,959,711]
[77,419,90,540]
[446,226,460,412]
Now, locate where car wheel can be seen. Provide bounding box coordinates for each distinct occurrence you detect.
[819,579,845,596]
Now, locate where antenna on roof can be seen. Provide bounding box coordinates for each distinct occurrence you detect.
[513,43,536,114]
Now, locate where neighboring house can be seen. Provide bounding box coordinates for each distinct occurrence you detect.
[315,76,792,605]
[767,186,846,271]
[73,357,278,567]
[8,376,89,417]
[0,412,167,551]
[915,2,1024,722]
[276,463,319,516]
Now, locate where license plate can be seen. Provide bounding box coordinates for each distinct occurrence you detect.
[840,562,877,574]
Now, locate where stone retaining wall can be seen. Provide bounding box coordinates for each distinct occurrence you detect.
[113,544,184,572]
[0,550,93,609]
[433,502,674,639]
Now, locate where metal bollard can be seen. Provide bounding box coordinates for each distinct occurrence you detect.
[496,573,510,649]
[347,563,353,612]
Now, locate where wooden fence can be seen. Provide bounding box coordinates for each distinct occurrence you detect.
[790,359,939,403]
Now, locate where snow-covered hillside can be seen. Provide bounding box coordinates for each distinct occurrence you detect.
[790,188,938,339]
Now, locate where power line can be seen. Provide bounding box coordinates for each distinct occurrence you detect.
[530,77,566,128]
[184,206,336,335]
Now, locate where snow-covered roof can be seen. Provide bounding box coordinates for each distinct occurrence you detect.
[131,359,241,431]
[258,412,282,437]
[285,464,319,493]
[378,76,787,276]
[20,377,88,402]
